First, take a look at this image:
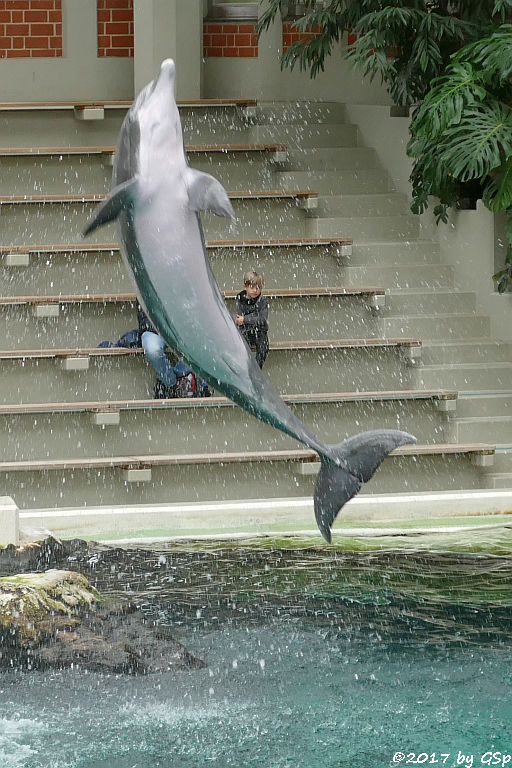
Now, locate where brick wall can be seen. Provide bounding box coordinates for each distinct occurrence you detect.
[0,0,62,59]
[97,0,133,58]
[203,22,258,58]
[282,21,322,54]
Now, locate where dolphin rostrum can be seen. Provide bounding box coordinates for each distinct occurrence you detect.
[84,59,416,542]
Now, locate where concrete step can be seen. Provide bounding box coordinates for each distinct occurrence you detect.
[484,446,512,489]
[490,449,512,474]
[0,291,383,349]
[383,313,490,340]
[0,109,128,149]
[456,393,512,418]
[248,122,358,148]
[486,473,512,489]
[350,241,441,265]
[187,148,276,189]
[0,198,116,246]
[415,362,512,391]
[0,444,493,513]
[385,290,476,315]
[274,169,393,194]
[0,102,254,148]
[0,298,137,351]
[421,340,512,364]
[0,194,315,245]
[341,265,454,290]
[0,153,112,196]
[1,246,134,296]
[0,394,451,464]
[0,341,418,404]
[307,214,420,241]
[0,147,283,195]
[0,239,352,296]
[180,103,257,141]
[253,101,348,125]
[204,195,312,239]
[2,244,451,296]
[283,147,379,171]
[451,415,512,447]
[316,193,409,218]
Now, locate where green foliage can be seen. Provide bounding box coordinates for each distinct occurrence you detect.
[257,1,504,104]
[408,24,512,289]
[493,215,512,293]
[258,1,512,290]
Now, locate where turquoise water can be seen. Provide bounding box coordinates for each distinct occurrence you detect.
[1,545,511,768]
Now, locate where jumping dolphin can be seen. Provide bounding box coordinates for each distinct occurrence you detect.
[84,59,416,542]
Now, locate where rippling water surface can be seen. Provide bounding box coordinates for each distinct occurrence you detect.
[1,544,511,768]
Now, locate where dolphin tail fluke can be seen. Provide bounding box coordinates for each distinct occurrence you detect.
[314,429,417,543]
[83,178,138,237]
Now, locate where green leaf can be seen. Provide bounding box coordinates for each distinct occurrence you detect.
[410,63,487,138]
[483,156,512,211]
[439,104,512,181]
[456,24,512,81]
[492,0,512,20]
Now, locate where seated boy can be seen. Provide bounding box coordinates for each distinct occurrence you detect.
[137,303,210,398]
[235,270,269,368]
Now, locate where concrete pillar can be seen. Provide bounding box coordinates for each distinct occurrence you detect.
[133,0,202,99]
[0,497,19,547]
[257,0,285,99]
[65,0,97,64]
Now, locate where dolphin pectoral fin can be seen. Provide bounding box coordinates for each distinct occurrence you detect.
[314,429,417,543]
[186,168,235,219]
[83,178,139,237]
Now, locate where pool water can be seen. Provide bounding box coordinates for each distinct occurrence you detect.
[1,544,511,768]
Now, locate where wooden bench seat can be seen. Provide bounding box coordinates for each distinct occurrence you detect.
[0,443,494,474]
[0,189,317,205]
[0,287,386,306]
[0,143,288,156]
[0,389,457,416]
[224,287,384,299]
[0,237,353,255]
[0,99,257,111]
[0,338,421,361]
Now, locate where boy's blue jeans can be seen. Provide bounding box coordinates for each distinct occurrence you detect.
[141,331,190,387]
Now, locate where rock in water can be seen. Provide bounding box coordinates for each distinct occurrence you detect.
[0,569,205,673]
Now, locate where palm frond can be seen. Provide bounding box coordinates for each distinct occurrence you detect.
[256,0,288,36]
[346,29,396,83]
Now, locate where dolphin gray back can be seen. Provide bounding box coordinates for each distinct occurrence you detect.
[112,82,151,188]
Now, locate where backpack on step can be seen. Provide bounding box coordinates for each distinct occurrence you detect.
[173,372,197,398]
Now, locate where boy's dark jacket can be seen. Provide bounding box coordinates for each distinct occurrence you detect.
[235,291,269,331]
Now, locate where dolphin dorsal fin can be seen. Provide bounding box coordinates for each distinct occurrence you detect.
[83,178,139,237]
[186,168,235,219]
